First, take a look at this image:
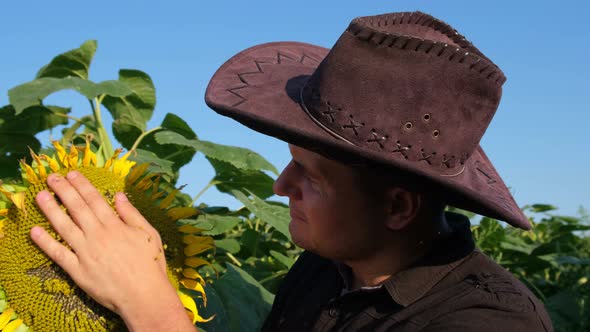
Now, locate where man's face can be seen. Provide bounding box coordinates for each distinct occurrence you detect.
[273,145,390,261]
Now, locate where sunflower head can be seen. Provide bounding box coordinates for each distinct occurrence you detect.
[0,141,214,331]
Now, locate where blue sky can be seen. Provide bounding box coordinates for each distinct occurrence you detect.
[1,0,588,218]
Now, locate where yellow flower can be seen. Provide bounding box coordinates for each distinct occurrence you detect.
[0,141,214,331]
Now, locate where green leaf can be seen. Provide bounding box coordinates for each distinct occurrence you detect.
[214,239,241,254]
[270,250,295,268]
[128,148,176,181]
[136,113,198,171]
[0,133,41,178]
[195,285,231,332]
[101,70,156,148]
[0,105,70,135]
[154,131,278,174]
[161,112,198,140]
[193,214,241,236]
[231,190,291,240]
[530,204,558,213]
[9,77,132,114]
[36,40,97,79]
[208,158,275,199]
[545,290,582,329]
[208,264,274,332]
[241,229,261,257]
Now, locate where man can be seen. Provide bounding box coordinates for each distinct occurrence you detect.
[32,11,552,332]
[204,11,554,331]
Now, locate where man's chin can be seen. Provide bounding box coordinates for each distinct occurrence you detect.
[289,219,310,250]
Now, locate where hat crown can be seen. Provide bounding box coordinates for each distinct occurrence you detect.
[300,11,506,174]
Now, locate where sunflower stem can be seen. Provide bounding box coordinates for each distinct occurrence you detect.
[191,180,220,205]
[90,96,114,161]
[50,111,85,124]
[225,252,242,267]
[129,127,162,153]
[258,270,288,284]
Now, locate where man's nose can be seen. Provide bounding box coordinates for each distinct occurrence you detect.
[273,161,302,200]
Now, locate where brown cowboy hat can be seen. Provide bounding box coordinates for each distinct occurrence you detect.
[205,11,531,230]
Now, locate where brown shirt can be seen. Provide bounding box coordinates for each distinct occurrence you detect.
[262,213,553,331]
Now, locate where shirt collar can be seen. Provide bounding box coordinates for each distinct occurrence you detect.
[336,212,475,306]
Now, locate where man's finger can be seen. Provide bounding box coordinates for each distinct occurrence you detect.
[30,226,79,275]
[36,190,85,250]
[65,171,119,224]
[114,192,152,229]
[46,173,102,233]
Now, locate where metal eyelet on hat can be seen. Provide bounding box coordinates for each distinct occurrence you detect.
[403,121,413,131]
[432,130,440,138]
[423,113,431,122]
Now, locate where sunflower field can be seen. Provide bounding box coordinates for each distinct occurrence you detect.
[0,41,588,332]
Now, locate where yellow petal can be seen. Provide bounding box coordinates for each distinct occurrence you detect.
[40,154,60,173]
[20,160,39,185]
[0,208,8,216]
[180,279,207,306]
[82,139,97,167]
[52,141,68,167]
[135,173,158,192]
[184,242,215,257]
[67,145,79,169]
[177,292,200,324]
[167,207,199,221]
[0,308,14,329]
[159,188,179,209]
[29,148,47,181]
[182,268,205,281]
[104,148,123,169]
[178,224,206,234]
[183,235,214,246]
[150,190,165,201]
[112,150,136,177]
[184,257,210,269]
[10,192,26,211]
[126,163,150,185]
[3,318,23,332]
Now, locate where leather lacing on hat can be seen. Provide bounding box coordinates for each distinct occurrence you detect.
[349,12,506,85]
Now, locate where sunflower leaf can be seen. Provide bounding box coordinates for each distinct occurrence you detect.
[36,40,97,80]
[102,69,156,149]
[192,214,241,236]
[230,190,291,240]
[206,264,274,332]
[135,113,198,171]
[208,158,275,199]
[154,131,278,174]
[0,105,70,135]
[9,77,132,114]
[270,250,295,269]
[214,239,241,254]
[128,148,176,182]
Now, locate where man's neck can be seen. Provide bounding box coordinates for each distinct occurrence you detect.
[345,212,451,290]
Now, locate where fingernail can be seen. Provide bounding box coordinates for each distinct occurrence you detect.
[31,226,43,239]
[37,190,52,202]
[116,192,128,202]
[66,171,79,180]
[48,173,63,182]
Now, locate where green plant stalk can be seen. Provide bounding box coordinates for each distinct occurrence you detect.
[258,270,288,284]
[129,126,162,152]
[225,252,242,267]
[191,180,221,205]
[90,95,114,160]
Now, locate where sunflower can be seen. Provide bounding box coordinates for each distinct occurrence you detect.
[0,140,215,331]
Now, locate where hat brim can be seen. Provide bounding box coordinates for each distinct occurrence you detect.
[205,42,530,229]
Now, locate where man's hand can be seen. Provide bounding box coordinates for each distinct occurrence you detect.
[31,171,196,331]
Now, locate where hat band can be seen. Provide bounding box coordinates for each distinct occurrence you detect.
[299,80,356,146]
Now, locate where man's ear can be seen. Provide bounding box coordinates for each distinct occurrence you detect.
[384,187,422,231]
